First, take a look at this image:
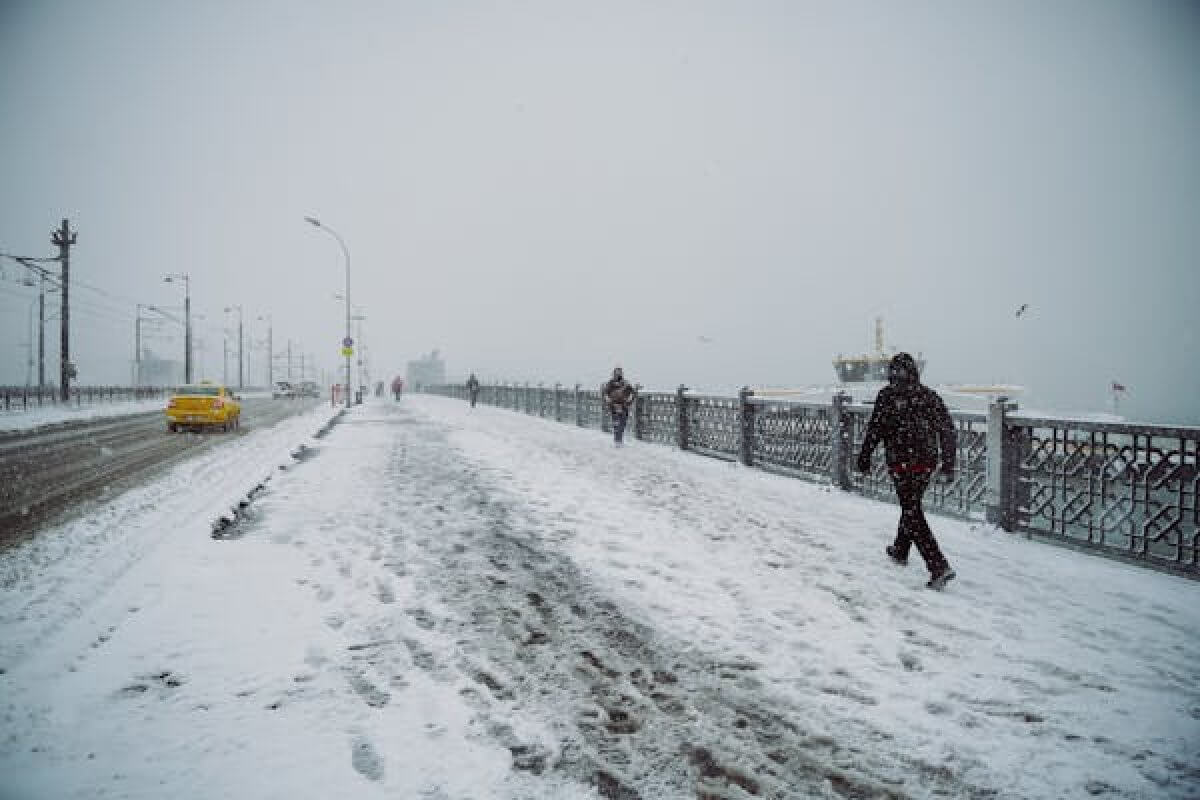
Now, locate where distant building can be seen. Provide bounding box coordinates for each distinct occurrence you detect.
[406,349,446,390]
[139,349,183,386]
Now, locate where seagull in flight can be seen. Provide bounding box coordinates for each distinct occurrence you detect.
[1015,303,1029,318]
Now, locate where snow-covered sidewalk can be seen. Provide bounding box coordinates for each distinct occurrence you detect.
[1,396,1197,799]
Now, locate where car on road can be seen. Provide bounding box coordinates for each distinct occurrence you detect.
[272,381,295,399]
[296,381,319,398]
[166,382,242,432]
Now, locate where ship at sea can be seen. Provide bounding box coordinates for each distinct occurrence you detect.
[754,317,1027,412]
[833,317,924,382]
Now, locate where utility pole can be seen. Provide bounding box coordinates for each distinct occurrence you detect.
[135,308,142,386]
[287,340,293,382]
[185,282,191,382]
[261,316,272,388]
[38,273,45,388]
[25,297,34,386]
[51,219,76,401]
[163,274,192,382]
[224,305,244,389]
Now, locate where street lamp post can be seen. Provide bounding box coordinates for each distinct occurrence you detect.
[304,215,351,409]
[224,304,244,390]
[135,304,145,386]
[191,312,208,381]
[163,274,191,383]
[25,295,36,387]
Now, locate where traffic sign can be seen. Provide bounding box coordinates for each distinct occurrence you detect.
[341,346,353,357]
[342,337,354,347]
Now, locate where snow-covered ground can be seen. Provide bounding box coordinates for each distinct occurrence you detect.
[1,396,1196,799]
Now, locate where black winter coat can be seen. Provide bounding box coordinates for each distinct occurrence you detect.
[858,355,956,472]
[602,378,635,413]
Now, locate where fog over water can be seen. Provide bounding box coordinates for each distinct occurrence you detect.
[1,1,1197,423]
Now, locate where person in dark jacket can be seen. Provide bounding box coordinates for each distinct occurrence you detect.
[856,352,957,589]
[601,366,636,446]
[466,373,480,408]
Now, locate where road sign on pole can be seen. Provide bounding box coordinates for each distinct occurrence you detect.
[342,337,353,348]
[341,346,353,357]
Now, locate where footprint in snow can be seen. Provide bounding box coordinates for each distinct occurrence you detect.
[350,735,384,781]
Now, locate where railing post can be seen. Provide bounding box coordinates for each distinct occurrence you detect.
[986,397,1022,531]
[633,384,644,440]
[830,391,853,490]
[574,384,582,426]
[738,386,754,465]
[676,384,689,451]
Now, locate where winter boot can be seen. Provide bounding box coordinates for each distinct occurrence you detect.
[926,567,956,590]
[885,545,908,566]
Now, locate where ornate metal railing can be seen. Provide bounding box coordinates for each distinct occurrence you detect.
[750,398,837,479]
[422,382,1199,577]
[1011,417,1199,570]
[580,389,607,431]
[683,394,740,460]
[639,392,679,446]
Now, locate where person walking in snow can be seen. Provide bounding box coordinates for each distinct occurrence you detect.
[391,376,404,401]
[856,352,958,589]
[466,373,481,408]
[601,366,636,446]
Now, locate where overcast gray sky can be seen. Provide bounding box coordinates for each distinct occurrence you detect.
[1,0,1197,423]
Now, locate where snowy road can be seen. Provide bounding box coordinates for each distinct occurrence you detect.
[0,397,322,547]
[1,397,1197,799]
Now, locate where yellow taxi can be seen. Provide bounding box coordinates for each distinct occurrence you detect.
[166,382,242,433]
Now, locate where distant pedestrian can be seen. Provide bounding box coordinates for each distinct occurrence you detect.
[391,376,404,401]
[466,373,480,408]
[601,366,636,446]
[856,352,957,589]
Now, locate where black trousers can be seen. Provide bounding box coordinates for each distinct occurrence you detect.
[611,409,629,443]
[890,470,949,575]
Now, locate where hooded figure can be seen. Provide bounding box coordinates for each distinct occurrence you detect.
[857,353,957,589]
[601,366,636,445]
[466,373,480,407]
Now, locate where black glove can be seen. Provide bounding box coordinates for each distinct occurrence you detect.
[855,455,871,474]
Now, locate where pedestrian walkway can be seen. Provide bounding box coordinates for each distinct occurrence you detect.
[1,396,1196,799]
